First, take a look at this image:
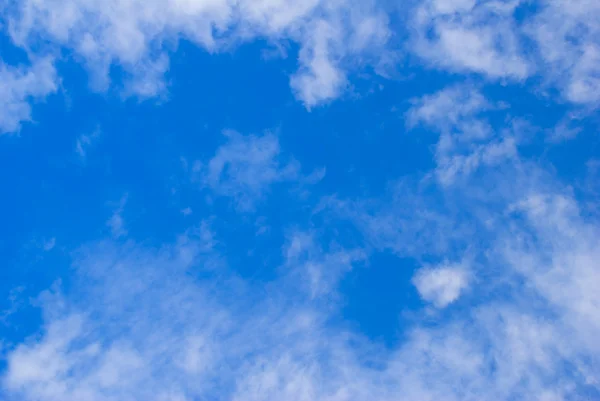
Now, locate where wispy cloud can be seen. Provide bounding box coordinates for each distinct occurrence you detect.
[42,238,56,251]
[3,169,599,400]
[283,230,366,299]
[194,130,319,211]
[1,0,599,131]
[106,195,128,238]
[409,0,530,80]
[407,85,518,185]
[407,0,600,107]
[75,127,101,159]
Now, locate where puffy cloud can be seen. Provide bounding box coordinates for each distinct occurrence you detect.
[404,0,600,107]
[1,2,600,401]
[1,0,600,130]
[409,0,531,80]
[525,0,600,105]
[3,0,390,106]
[0,57,57,134]
[2,234,232,401]
[412,261,470,308]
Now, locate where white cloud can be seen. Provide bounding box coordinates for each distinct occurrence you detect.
[412,262,470,308]
[407,85,518,185]
[283,231,366,299]
[435,137,517,186]
[405,0,600,107]
[0,57,57,134]
[409,0,530,80]
[2,169,600,400]
[547,113,583,143]
[4,0,390,106]
[290,19,347,107]
[525,0,600,105]
[322,163,599,399]
[406,85,492,138]
[1,3,600,399]
[195,130,317,211]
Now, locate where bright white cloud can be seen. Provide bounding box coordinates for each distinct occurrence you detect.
[410,0,531,80]
[503,192,600,360]
[3,234,230,401]
[320,163,599,399]
[412,262,470,308]
[407,0,600,107]
[0,57,57,134]
[1,0,599,129]
[3,0,389,106]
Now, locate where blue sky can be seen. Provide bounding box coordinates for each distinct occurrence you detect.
[1,0,600,400]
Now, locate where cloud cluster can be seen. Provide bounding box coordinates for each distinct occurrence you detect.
[3,0,390,105]
[3,82,599,398]
[1,1,599,400]
[3,164,599,400]
[408,0,600,106]
[1,0,600,134]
